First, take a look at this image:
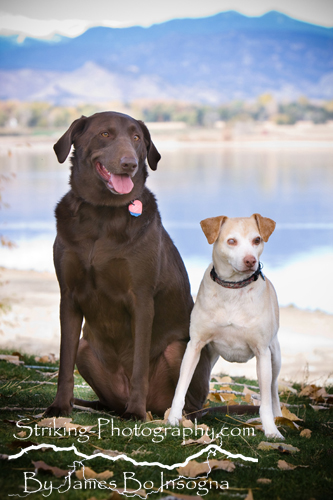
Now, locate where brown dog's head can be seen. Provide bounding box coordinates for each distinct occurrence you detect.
[53,111,161,206]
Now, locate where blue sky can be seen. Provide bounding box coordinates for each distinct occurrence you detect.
[0,0,332,38]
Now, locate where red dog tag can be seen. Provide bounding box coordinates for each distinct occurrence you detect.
[128,200,142,217]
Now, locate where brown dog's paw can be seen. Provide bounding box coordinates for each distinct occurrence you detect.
[44,402,73,417]
[122,404,146,421]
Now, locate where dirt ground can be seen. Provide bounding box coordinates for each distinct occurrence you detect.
[1,267,333,385]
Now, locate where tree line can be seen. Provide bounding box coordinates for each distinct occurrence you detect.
[0,95,333,131]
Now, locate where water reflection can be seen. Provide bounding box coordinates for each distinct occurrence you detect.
[146,147,333,268]
[0,143,332,311]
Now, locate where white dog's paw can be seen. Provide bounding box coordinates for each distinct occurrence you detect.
[273,406,283,418]
[264,427,285,440]
[167,412,181,426]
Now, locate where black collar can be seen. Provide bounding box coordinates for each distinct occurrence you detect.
[210,263,265,289]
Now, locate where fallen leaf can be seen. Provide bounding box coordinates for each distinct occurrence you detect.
[274,417,300,430]
[146,411,154,421]
[64,422,95,433]
[177,460,212,476]
[16,431,26,438]
[177,459,235,476]
[242,394,252,404]
[257,478,272,484]
[164,408,171,421]
[215,385,233,392]
[209,459,235,472]
[182,435,215,445]
[197,423,210,433]
[35,355,50,363]
[34,354,57,364]
[277,459,297,470]
[300,429,312,438]
[243,387,260,396]
[38,417,72,428]
[257,441,300,454]
[244,489,254,500]
[242,388,260,404]
[281,406,303,422]
[181,423,211,444]
[220,393,237,403]
[299,384,320,397]
[182,418,195,428]
[207,392,223,403]
[310,388,333,403]
[75,466,113,480]
[32,460,69,478]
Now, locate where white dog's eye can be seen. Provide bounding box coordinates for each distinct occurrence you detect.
[253,237,261,245]
[227,238,237,246]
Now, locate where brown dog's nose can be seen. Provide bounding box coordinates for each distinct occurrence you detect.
[120,156,138,172]
[243,255,257,268]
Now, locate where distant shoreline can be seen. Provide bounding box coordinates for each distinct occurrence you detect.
[0,120,333,154]
[1,267,332,385]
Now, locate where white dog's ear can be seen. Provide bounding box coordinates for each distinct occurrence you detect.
[200,216,227,244]
[253,214,276,242]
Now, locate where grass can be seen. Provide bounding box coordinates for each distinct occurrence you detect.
[0,349,332,500]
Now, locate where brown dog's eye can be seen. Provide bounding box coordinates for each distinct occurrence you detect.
[133,135,140,141]
[101,132,109,137]
[253,237,261,245]
[227,239,237,246]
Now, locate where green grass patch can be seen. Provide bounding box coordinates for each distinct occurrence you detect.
[0,349,332,500]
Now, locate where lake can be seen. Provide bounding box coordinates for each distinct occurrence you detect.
[1,140,333,313]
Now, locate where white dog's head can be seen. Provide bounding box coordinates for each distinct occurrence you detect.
[200,214,276,278]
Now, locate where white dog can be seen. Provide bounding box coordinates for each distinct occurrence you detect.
[168,214,284,439]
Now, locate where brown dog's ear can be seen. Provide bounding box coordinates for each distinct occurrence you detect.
[253,214,276,242]
[138,120,161,170]
[200,216,228,244]
[53,116,87,163]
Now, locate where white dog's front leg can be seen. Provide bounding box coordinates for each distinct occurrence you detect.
[168,339,204,426]
[270,336,282,418]
[257,348,284,439]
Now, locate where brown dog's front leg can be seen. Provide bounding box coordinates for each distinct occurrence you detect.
[123,298,154,421]
[45,296,83,417]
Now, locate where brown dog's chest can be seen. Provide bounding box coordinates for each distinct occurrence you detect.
[55,195,159,329]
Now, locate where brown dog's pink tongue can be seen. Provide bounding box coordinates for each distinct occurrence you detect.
[109,174,134,194]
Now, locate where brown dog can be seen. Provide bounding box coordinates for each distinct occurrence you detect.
[45,111,210,420]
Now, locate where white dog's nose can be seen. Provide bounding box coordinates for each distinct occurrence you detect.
[243,255,257,268]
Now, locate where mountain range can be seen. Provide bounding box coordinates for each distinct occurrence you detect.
[0,10,332,104]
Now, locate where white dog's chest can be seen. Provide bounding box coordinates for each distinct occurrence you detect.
[191,276,278,363]
[210,328,256,363]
